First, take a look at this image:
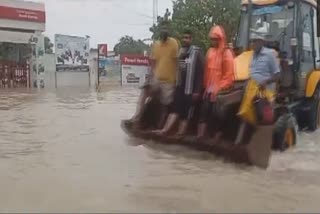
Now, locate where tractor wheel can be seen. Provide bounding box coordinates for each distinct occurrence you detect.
[306,86,320,131]
[273,113,298,152]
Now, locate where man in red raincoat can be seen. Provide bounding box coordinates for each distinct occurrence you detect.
[197,25,235,139]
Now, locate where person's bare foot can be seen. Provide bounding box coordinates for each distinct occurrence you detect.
[152,129,167,136]
[213,132,223,144]
[194,136,206,144]
[175,130,186,137]
[171,133,185,140]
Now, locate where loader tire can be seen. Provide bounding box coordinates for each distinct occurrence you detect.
[273,114,298,152]
[307,87,320,131]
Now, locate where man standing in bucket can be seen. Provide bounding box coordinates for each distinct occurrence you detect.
[127,22,179,127]
[235,33,280,145]
[149,22,180,128]
[153,29,205,136]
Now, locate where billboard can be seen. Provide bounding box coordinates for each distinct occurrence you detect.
[99,57,121,82]
[54,34,90,72]
[121,55,150,86]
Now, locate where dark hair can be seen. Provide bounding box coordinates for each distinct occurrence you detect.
[182,29,193,37]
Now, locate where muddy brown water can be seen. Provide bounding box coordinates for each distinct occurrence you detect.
[0,86,320,213]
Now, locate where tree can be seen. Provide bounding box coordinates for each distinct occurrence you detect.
[150,0,241,50]
[149,9,175,40]
[114,36,150,55]
[44,36,54,54]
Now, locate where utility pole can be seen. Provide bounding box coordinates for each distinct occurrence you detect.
[153,0,158,25]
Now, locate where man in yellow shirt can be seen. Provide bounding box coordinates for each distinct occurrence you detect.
[150,24,179,127]
[151,24,179,105]
[126,24,179,128]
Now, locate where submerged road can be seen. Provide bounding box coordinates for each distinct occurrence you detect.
[0,87,319,212]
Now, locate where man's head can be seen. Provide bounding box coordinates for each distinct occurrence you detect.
[181,29,193,48]
[250,33,265,53]
[210,37,220,48]
[209,26,225,48]
[160,22,170,42]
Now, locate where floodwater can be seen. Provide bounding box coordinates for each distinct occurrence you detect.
[0,86,320,213]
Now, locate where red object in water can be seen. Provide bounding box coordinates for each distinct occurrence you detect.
[254,96,274,125]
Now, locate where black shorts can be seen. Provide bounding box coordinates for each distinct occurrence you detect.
[172,87,193,120]
[199,95,216,123]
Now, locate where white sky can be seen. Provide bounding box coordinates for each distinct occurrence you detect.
[33,0,172,49]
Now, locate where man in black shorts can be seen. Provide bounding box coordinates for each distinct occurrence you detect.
[154,29,204,136]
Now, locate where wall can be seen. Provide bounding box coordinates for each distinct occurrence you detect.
[42,53,94,88]
[56,72,91,88]
[0,30,35,44]
[89,57,98,87]
[42,53,56,88]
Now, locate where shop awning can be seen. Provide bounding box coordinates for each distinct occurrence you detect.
[0,30,33,44]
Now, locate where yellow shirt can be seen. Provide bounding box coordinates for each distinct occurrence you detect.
[151,37,179,84]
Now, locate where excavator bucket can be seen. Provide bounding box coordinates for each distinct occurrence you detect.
[121,87,274,169]
[121,120,273,169]
[246,125,274,168]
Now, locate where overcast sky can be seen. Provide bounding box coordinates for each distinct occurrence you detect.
[34,0,172,49]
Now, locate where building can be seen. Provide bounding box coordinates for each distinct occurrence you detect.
[0,0,46,88]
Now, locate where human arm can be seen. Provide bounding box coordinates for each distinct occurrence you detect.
[149,43,157,73]
[171,38,179,61]
[218,49,235,91]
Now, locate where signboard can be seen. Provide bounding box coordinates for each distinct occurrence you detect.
[121,55,150,86]
[98,44,108,57]
[0,6,46,23]
[55,34,90,72]
[99,57,121,82]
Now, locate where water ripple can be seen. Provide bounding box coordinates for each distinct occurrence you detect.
[0,87,319,212]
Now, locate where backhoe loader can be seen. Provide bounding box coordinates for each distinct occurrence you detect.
[122,0,320,169]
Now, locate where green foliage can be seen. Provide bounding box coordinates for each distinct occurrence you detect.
[150,0,241,50]
[113,36,150,55]
[44,36,54,54]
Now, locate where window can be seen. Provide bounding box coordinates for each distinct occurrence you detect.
[236,4,294,56]
[300,3,314,73]
[313,7,320,69]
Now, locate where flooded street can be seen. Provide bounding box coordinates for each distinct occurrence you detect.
[0,87,320,213]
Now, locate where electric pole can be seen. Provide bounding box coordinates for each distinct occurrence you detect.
[153,0,158,25]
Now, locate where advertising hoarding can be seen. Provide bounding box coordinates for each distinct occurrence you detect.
[99,57,121,82]
[121,54,150,86]
[55,34,90,72]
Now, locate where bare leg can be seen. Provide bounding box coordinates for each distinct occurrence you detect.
[131,89,148,122]
[212,131,223,144]
[197,123,207,138]
[157,105,169,129]
[177,120,188,136]
[235,121,247,145]
[153,113,179,135]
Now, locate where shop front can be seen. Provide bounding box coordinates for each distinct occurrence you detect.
[0,0,46,88]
